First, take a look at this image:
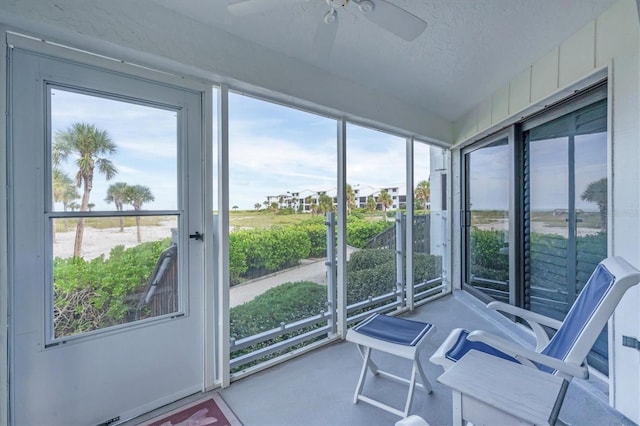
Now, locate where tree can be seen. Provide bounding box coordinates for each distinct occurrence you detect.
[53,123,117,257]
[52,168,80,233]
[346,184,356,214]
[415,180,431,211]
[125,184,155,243]
[105,182,129,232]
[581,177,607,232]
[365,195,376,212]
[254,203,262,211]
[377,189,393,219]
[232,205,239,211]
[318,193,334,215]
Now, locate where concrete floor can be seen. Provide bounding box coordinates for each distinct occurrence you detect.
[127,291,636,426]
[217,292,635,426]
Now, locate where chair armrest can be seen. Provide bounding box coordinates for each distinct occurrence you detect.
[487,301,563,350]
[467,330,589,380]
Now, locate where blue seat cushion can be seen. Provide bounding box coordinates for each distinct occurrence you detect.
[353,313,433,346]
[445,329,520,364]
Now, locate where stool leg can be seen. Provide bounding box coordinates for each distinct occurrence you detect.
[354,346,372,404]
[357,344,380,375]
[403,362,418,417]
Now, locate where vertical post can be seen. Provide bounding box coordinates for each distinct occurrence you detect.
[203,85,216,390]
[325,212,337,335]
[1,26,10,426]
[217,84,231,387]
[396,210,405,310]
[405,137,414,309]
[336,120,348,337]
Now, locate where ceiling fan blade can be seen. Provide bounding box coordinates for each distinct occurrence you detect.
[361,0,427,41]
[311,12,338,60]
[228,0,308,16]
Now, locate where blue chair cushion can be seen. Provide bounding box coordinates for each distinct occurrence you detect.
[445,329,520,364]
[353,313,433,346]
[538,263,615,373]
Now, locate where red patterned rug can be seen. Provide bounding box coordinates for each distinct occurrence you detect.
[139,393,242,426]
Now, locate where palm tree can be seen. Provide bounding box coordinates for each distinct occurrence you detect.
[254,203,262,211]
[415,180,431,211]
[53,123,117,257]
[346,184,356,214]
[377,189,393,219]
[581,177,607,232]
[365,195,376,212]
[52,168,79,238]
[105,182,129,232]
[125,184,155,243]
[318,193,334,214]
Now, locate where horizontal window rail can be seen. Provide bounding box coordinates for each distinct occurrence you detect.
[231,323,332,370]
[231,311,332,352]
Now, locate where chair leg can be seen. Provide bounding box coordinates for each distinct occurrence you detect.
[415,357,433,394]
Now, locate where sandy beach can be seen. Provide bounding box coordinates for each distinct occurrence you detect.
[53,220,177,260]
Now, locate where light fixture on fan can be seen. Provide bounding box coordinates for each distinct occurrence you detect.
[228,0,427,42]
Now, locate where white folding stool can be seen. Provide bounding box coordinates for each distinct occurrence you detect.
[346,313,436,418]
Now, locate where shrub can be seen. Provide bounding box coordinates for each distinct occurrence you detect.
[295,219,328,258]
[469,227,508,282]
[230,227,311,281]
[230,281,326,339]
[346,218,392,248]
[53,239,171,337]
[230,281,327,371]
[346,248,442,306]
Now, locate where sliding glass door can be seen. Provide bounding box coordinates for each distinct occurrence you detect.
[463,135,512,303]
[523,96,608,372]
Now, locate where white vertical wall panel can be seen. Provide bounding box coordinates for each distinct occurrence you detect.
[492,83,510,124]
[530,48,559,103]
[454,109,478,142]
[509,67,531,116]
[600,3,640,421]
[559,21,596,87]
[477,97,492,131]
[596,0,638,65]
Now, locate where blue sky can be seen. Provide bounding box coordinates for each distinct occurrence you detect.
[52,88,433,213]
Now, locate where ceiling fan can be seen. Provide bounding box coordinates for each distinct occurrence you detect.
[227,0,428,42]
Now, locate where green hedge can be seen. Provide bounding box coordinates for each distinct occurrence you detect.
[346,248,441,304]
[228,217,395,285]
[346,218,392,248]
[230,227,311,282]
[230,281,326,371]
[53,239,171,337]
[469,227,509,282]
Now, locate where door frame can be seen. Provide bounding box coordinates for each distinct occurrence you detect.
[460,128,520,307]
[6,32,215,424]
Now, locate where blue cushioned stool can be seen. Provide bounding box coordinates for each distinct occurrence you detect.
[346,313,436,418]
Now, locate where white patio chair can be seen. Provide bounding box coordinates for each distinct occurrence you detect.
[430,256,640,383]
[346,313,436,418]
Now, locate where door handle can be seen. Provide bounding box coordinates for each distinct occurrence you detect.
[189,231,203,241]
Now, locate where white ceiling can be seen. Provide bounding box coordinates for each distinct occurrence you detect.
[150,0,617,121]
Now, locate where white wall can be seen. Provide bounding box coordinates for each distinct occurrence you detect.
[452,0,640,421]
